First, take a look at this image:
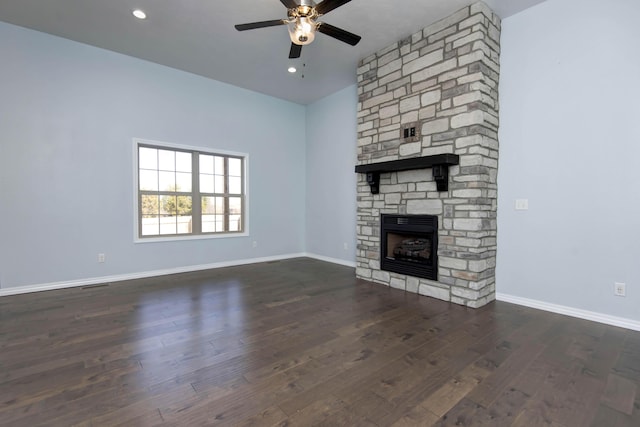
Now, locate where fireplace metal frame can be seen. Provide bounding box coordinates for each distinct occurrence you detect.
[380,214,438,281]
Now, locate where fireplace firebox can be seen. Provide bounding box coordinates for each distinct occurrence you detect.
[381,214,438,281]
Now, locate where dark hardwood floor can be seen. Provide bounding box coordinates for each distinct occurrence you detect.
[0,258,638,426]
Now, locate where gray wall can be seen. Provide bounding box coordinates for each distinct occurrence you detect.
[305,85,357,264]
[0,22,307,288]
[497,0,640,321]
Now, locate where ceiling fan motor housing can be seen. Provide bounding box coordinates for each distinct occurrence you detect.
[298,0,316,10]
[287,3,318,19]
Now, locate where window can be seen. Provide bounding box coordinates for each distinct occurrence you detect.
[136,141,246,239]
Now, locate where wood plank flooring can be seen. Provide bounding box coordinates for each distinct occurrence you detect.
[0,258,638,426]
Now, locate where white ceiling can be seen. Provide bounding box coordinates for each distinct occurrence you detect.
[0,0,545,105]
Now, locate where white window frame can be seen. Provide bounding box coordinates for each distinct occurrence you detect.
[133,138,249,243]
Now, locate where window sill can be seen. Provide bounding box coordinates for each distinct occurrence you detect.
[134,231,249,244]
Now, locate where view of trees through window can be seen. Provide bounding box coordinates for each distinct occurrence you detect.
[137,144,244,238]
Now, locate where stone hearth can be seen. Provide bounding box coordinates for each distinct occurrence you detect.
[355,2,501,308]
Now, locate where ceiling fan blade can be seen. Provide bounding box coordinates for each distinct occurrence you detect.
[289,43,302,59]
[280,0,298,8]
[235,19,287,31]
[317,22,361,46]
[315,0,353,15]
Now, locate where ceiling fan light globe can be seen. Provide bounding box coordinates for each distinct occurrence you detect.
[288,17,316,46]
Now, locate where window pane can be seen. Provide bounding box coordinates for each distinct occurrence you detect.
[141,215,160,236]
[214,156,224,174]
[158,150,175,171]
[176,196,192,216]
[200,175,214,193]
[215,197,225,214]
[228,158,241,177]
[215,215,224,232]
[159,171,176,192]
[160,195,175,215]
[141,195,159,215]
[229,215,242,232]
[202,218,215,233]
[159,215,177,235]
[214,175,225,194]
[202,196,215,214]
[176,152,192,172]
[200,154,214,174]
[139,147,157,170]
[177,215,192,234]
[139,170,158,191]
[176,172,192,192]
[229,197,242,215]
[229,176,241,194]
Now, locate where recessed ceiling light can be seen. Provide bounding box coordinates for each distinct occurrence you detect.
[288,67,297,73]
[132,9,147,20]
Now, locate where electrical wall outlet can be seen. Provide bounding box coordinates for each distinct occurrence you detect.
[343,242,348,250]
[252,241,258,248]
[98,253,105,263]
[614,282,626,297]
[515,199,529,210]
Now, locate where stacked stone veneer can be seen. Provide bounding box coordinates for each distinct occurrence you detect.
[355,2,501,308]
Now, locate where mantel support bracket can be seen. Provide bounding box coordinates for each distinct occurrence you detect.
[432,164,449,192]
[366,172,380,194]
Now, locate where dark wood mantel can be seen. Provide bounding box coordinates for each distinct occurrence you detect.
[354,154,459,194]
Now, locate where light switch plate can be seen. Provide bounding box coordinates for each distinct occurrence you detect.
[515,199,529,210]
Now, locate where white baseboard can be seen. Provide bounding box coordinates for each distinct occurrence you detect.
[304,252,357,268]
[496,292,640,332]
[0,253,307,297]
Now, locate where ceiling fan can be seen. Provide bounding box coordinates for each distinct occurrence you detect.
[234,0,362,59]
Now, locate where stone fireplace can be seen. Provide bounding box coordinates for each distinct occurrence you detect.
[355,2,501,308]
